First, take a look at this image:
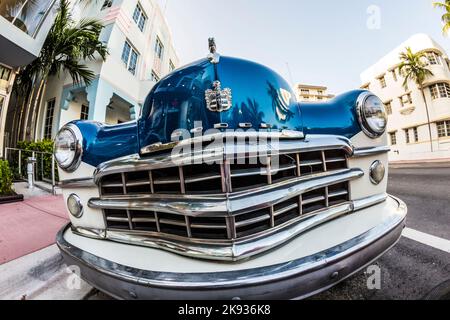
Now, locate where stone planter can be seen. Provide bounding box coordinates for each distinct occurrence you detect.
[0,192,24,204]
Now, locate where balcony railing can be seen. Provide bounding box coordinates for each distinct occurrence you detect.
[0,0,56,37]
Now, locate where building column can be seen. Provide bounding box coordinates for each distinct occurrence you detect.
[86,78,112,123]
[0,70,16,158]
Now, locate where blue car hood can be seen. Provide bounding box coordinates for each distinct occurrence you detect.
[138,56,303,149]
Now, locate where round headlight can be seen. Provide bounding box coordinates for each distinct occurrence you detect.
[356,92,388,138]
[54,124,82,172]
[67,194,83,218]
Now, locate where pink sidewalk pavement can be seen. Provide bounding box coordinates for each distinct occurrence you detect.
[0,195,68,265]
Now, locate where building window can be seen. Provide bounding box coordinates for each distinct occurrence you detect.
[101,0,113,10]
[80,104,89,120]
[429,83,450,99]
[399,93,412,107]
[385,101,392,115]
[317,90,323,95]
[404,129,410,144]
[44,99,56,140]
[391,70,397,82]
[151,70,160,82]
[0,0,53,36]
[426,52,442,65]
[169,60,175,72]
[437,120,450,138]
[430,84,439,99]
[0,65,11,81]
[301,89,310,95]
[121,41,139,75]
[317,96,323,100]
[155,37,164,60]
[413,127,419,142]
[132,3,147,32]
[378,76,387,88]
[389,132,397,146]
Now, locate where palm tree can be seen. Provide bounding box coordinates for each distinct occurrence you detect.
[15,0,108,141]
[399,47,434,152]
[433,1,450,35]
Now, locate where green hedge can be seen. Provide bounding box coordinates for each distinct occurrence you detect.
[0,160,14,195]
[11,140,59,182]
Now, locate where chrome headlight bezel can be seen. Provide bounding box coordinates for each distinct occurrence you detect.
[67,194,84,218]
[54,124,83,172]
[356,92,388,139]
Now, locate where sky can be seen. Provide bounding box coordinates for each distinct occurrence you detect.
[157,0,450,95]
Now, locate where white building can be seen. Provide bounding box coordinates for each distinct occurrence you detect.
[0,0,57,157]
[15,0,179,143]
[295,84,335,102]
[361,34,450,162]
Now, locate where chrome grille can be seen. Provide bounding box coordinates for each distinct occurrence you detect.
[103,181,349,240]
[100,148,349,241]
[100,149,348,196]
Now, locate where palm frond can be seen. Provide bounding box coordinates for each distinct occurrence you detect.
[398,47,434,90]
[29,0,108,85]
[434,1,450,35]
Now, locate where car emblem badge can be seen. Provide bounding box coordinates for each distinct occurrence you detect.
[205,81,232,112]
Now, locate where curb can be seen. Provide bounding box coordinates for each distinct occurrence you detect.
[0,245,93,300]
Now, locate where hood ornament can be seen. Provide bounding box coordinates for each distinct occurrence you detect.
[205,81,232,112]
[207,37,220,64]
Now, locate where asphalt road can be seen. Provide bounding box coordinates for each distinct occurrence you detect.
[89,166,450,300]
[313,166,450,300]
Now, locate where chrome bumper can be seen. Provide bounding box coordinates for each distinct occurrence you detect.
[56,196,407,300]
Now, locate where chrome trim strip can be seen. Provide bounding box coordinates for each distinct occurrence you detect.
[57,196,407,290]
[353,146,391,158]
[82,193,387,262]
[88,168,363,217]
[60,178,95,189]
[353,193,388,211]
[95,134,353,183]
[72,226,106,239]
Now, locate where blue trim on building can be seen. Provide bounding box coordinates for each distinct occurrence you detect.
[56,76,140,129]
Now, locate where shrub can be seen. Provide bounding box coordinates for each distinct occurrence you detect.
[0,160,14,195]
[12,140,59,182]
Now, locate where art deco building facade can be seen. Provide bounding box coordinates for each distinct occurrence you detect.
[360,34,450,162]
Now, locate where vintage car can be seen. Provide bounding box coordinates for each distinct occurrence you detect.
[55,40,407,300]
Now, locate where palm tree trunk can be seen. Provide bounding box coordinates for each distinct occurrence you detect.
[35,80,49,141]
[16,97,27,145]
[10,99,19,146]
[29,76,47,142]
[420,86,434,152]
[22,80,37,141]
[17,90,32,144]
